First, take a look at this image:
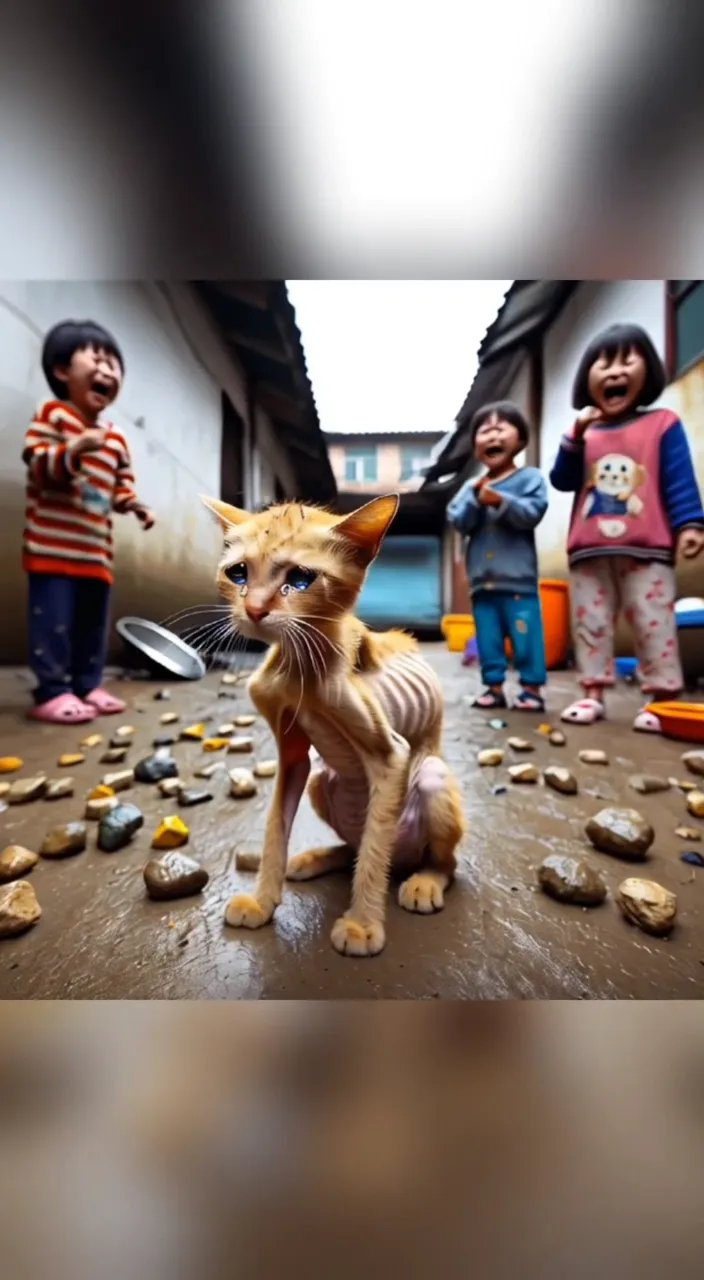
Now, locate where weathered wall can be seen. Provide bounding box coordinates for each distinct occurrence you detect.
[0,282,232,661]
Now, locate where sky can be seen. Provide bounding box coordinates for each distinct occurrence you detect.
[286,280,511,436]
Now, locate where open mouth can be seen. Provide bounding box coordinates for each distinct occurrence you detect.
[484,444,504,458]
[90,378,113,398]
[603,382,629,403]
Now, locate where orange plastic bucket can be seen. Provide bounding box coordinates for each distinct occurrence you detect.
[504,579,570,671]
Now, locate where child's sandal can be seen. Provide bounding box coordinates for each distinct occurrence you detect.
[471,689,507,710]
[513,690,545,713]
[633,708,662,734]
[560,698,605,725]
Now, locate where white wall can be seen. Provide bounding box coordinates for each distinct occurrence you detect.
[537,280,665,578]
[0,282,233,660]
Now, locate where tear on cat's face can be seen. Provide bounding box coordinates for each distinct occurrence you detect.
[201,494,399,643]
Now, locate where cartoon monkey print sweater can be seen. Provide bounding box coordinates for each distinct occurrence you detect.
[22,399,145,585]
[550,408,704,567]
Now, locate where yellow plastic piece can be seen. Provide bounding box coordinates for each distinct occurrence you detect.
[440,615,475,653]
[89,783,116,800]
[0,757,23,773]
[80,734,104,748]
[202,737,231,752]
[151,815,190,849]
[58,753,85,767]
[180,723,207,741]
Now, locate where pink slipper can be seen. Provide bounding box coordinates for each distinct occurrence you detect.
[82,687,127,715]
[28,693,98,724]
[633,709,662,734]
[560,697,605,725]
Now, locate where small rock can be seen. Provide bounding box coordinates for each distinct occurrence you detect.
[0,881,41,938]
[158,777,183,798]
[160,712,180,725]
[229,768,258,798]
[616,878,677,936]
[508,763,539,784]
[548,730,566,747]
[180,722,207,741]
[98,804,145,852]
[144,852,209,900]
[153,746,173,761]
[477,749,504,767]
[488,718,507,730]
[670,777,696,792]
[236,851,261,872]
[0,756,23,774]
[0,845,39,883]
[234,715,256,728]
[102,768,135,793]
[681,851,704,868]
[254,760,277,778]
[491,784,507,795]
[113,725,136,741]
[0,783,9,799]
[80,733,103,748]
[195,761,226,779]
[85,796,118,821]
[544,765,578,796]
[202,737,231,752]
[578,750,609,766]
[675,825,702,842]
[40,822,87,859]
[178,788,212,807]
[538,854,606,906]
[152,734,176,748]
[628,774,670,795]
[100,747,129,764]
[686,791,704,819]
[217,723,235,737]
[57,753,84,767]
[134,755,179,784]
[221,672,238,685]
[152,816,189,850]
[585,808,654,860]
[227,736,254,753]
[508,737,534,753]
[8,776,47,805]
[154,689,171,700]
[45,777,75,800]
[682,750,704,777]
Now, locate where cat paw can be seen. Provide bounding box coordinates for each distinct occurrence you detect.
[286,851,325,881]
[398,872,445,914]
[224,892,274,930]
[331,915,385,957]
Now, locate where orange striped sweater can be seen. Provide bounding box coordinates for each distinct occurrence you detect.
[22,399,144,585]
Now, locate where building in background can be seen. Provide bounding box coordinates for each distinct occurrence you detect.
[424,280,704,613]
[0,280,335,662]
[327,427,444,495]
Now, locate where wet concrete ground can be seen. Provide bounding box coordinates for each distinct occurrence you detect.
[1,646,704,999]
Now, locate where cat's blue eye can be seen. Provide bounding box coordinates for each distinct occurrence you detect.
[286,566,317,591]
[225,561,247,585]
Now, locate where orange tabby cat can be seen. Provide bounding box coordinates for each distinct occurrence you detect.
[203,493,466,957]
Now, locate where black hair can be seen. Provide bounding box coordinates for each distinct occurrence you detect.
[41,319,125,399]
[571,322,665,411]
[469,400,530,450]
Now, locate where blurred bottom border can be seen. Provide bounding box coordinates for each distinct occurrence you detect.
[0,999,702,1280]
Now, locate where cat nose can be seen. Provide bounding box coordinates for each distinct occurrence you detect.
[245,601,270,622]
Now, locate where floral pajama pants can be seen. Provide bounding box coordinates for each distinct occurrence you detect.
[569,557,683,694]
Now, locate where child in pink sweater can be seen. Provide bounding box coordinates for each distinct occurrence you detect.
[550,322,704,733]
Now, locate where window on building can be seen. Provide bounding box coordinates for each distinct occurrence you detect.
[399,445,431,482]
[344,445,377,483]
[668,281,704,378]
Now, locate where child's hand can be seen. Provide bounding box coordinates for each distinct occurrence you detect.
[477,484,502,508]
[69,429,108,455]
[135,506,155,530]
[677,526,704,559]
[573,406,602,439]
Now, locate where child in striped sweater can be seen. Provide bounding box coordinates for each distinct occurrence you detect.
[23,319,155,723]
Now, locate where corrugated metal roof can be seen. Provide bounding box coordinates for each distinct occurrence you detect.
[423,280,578,488]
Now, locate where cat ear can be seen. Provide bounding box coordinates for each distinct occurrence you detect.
[200,495,249,531]
[334,494,399,562]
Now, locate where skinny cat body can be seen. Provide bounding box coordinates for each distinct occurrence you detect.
[203,492,466,957]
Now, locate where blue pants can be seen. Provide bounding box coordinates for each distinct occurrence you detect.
[472,591,546,687]
[27,573,111,704]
